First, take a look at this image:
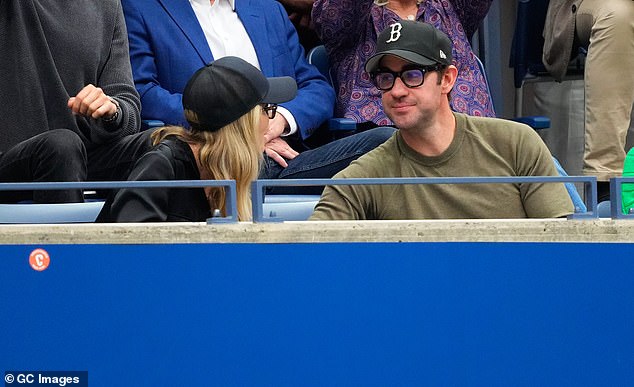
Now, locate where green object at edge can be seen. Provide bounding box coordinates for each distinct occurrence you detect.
[622,148,634,214]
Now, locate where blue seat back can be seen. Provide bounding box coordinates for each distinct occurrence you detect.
[552,157,586,213]
[262,194,319,221]
[597,200,611,218]
[306,45,358,133]
[307,45,333,86]
[0,202,105,224]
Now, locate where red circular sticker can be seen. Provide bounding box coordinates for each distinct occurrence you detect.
[29,248,50,271]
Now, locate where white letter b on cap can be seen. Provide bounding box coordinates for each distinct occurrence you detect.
[386,22,402,43]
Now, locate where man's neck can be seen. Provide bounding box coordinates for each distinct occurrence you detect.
[400,107,456,157]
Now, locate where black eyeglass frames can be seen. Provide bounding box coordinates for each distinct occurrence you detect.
[261,103,278,119]
[370,65,444,91]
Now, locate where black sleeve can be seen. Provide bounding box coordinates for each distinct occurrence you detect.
[108,149,176,222]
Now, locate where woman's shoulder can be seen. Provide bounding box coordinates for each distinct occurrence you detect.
[153,137,195,162]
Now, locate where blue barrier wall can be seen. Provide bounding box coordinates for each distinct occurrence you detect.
[2,242,634,386]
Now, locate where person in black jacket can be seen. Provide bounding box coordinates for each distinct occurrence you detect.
[98,57,297,222]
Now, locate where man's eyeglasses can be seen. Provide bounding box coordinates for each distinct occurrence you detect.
[370,65,444,91]
[261,103,278,119]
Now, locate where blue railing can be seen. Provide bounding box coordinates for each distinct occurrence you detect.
[3,175,634,222]
[609,177,634,219]
[252,175,597,222]
[0,180,238,223]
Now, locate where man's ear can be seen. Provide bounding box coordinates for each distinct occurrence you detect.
[441,65,458,94]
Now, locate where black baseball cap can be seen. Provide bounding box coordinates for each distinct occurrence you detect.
[182,56,297,131]
[365,20,453,73]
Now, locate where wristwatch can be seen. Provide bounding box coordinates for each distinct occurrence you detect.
[102,97,120,123]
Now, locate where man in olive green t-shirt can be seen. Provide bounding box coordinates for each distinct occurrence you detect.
[310,21,573,220]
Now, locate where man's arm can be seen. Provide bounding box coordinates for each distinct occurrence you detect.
[310,183,366,220]
[121,0,189,126]
[88,0,141,144]
[449,0,493,40]
[310,162,376,220]
[312,0,374,52]
[515,126,574,218]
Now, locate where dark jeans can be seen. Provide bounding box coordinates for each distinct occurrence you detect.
[259,126,395,194]
[0,129,154,203]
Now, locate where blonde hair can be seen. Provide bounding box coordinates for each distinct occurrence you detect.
[151,106,263,221]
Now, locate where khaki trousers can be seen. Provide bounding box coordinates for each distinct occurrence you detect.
[576,0,634,180]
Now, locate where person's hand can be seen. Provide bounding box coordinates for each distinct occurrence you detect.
[281,0,314,28]
[263,114,291,144]
[68,84,118,120]
[279,0,314,13]
[289,12,312,29]
[264,137,299,168]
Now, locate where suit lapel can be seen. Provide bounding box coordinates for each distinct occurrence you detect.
[158,0,213,65]
[235,0,273,75]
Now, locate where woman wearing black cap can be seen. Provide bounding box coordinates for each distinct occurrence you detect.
[97,56,297,222]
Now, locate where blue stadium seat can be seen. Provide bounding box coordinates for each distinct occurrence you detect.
[262,195,319,221]
[0,196,319,224]
[597,200,611,218]
[306,45,358,133]
[0,201,104,224]
[306,45,333,86]
[141,119,165,131]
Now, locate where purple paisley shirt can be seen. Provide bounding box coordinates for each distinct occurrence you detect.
[313,0,495,126]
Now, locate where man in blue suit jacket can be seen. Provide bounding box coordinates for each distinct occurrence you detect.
[123,0,331,140]
[122,0,394,187]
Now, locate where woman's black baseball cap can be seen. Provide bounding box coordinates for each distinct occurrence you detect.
[182,56,297,131]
